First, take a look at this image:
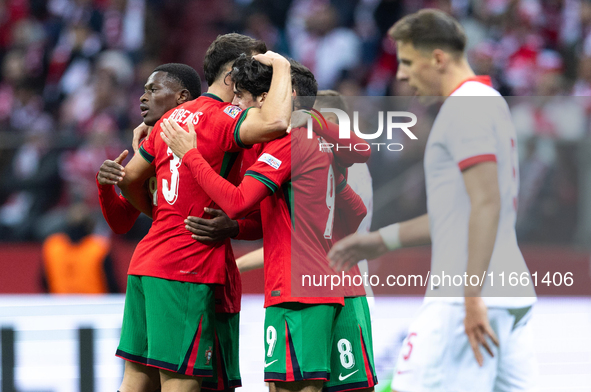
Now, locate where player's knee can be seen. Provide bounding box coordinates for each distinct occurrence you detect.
[120,361,160,392]
[270,380,323,392]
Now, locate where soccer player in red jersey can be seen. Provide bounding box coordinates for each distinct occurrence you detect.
[160,58,376,392]
[96,63,258,392]
[114,33,293,392]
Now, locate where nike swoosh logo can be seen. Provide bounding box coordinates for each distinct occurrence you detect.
[396,370,411,375]
[264,359,278,368]
[339,370,359,381]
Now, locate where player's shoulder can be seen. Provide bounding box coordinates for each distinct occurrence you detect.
[199,93,244,120]
[451,81,501,97]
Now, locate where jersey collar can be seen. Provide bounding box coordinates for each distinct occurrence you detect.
[202,92,224,102]
[448,75,492,96]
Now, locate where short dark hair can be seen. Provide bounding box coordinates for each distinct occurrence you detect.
[314,90,349,115]
[289,59,317,109]
[230,54,273,98]
[153,63,202,99]
[204,33,267,86]
[388,9,466,55]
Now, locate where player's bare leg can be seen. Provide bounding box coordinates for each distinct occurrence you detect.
[159,369,202,392]
[269,380,323,392]
[119,361,160,392]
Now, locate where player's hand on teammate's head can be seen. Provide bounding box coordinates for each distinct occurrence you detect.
[290,110,311,129]
[132,123,151,154]
[252,51,289,67]
[327,231,390,272]
[160,117,197,159]
[97,150,128,185]
[464,296,500,367]
[184,208,239,243]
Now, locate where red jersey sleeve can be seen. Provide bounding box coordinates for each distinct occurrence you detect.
[138,125,156,164]
[335,178,367,236]
[313,120,370,166]
[243,134,292,194]
[182,149,270,219]
[234,208,263,241]
[96,175,141,234]
[216,105,253,152]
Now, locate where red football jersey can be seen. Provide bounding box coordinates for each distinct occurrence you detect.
[180,127,368,307]
[246,128,357,307]
[128,93,248,311]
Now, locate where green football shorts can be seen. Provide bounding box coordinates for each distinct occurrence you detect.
[262,298,377,391]
[202,312,242,390]
[324,296,377,392]
[116,275,217,377]
[263,302,340,382]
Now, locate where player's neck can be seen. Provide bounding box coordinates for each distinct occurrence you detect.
[207,83,234,103]
[441,59,476,96]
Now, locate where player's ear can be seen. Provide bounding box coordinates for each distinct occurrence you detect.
[258,92,268,104]
[432,49,447,70]
[177,89,191,104]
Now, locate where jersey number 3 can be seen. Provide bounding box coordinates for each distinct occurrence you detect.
[163,146,181,205]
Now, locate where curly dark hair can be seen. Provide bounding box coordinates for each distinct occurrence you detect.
[230,54,273,98]
[230,56,318,109]
[204,33,267,86]
[153,63,202,99]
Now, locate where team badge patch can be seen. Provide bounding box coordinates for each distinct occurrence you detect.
[204,347,213,365]
[223,105,242,119]
[258,153,282,170]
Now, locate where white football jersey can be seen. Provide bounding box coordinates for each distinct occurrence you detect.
[424,77,536,307]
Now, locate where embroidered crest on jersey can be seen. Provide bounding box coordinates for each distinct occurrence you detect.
[258,153,282,169]
[223,105,242,119]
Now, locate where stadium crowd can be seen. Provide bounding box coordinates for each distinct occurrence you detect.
[0,0,588,243]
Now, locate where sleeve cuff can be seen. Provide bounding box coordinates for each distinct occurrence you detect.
[244,170,279,194]
[139,145,155,164]
[458,154,496,171]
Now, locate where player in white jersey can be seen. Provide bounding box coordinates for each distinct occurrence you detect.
[327,9,536,392]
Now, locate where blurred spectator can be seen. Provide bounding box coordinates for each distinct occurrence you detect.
[288,2,361,89]
[59,50,132,136]
[0,122,61,241]
[0,0,590,246]
[41,202,119,293]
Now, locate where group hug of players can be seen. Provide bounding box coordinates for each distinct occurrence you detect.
[97,8,536,392]
[97,29,376,392]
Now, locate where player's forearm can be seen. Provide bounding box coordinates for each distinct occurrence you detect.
[236,247,265,273]
[313,120,371,166]
[399,214,431,247]
[183,149,269,219]
[252,59,292,142]
[465,200,500,296]
[376,213,430,254]
[97,177,141,234]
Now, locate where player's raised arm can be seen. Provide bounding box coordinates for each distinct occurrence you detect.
[161,118,288,219]
[235,51,292,146]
